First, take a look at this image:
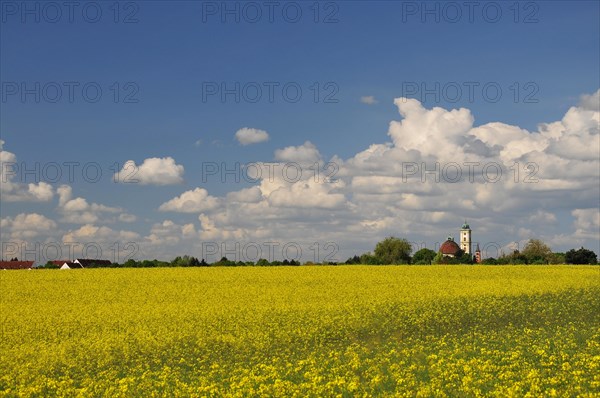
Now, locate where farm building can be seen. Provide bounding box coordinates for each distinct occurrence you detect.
[49,260,71,267]
[0,261,34,270]
[60,262,83,269]
[73,259,112,268]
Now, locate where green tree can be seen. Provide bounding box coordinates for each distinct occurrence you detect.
[360,252,382,265]
[141,260,156,268]
[345,255,361,264]
[190,257,201,266]
[171,256,183,266]
[510,250,527,264]
[521,239,552,264]
[548,252,565,264]
[565,247,598,264]
[374,237,412,264]
[123,259,139,267]
[481,257,498,265]
[41,261,59,269]
[215,257,236,266]
[499,250,527,264]
[457,251,473,264]
[171,255,202,267]
[412,248,436,265]
[433,248,466,265]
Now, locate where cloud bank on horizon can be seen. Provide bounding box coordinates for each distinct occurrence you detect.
[1,90,599,262]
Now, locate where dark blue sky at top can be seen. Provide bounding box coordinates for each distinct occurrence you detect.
[1,0,599,233]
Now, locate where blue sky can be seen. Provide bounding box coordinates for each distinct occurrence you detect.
[1,1,599,263]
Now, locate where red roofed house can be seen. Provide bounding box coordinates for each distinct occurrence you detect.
[0,261,34,270]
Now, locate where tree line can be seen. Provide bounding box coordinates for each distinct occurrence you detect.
[35,238,597,268]
[343,237,598,265]
[38,255,305,269]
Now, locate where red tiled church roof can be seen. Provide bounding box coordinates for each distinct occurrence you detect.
[440,239,461,256]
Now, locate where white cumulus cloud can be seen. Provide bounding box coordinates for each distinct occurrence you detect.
[1,213,57,239]
[235,128,269,145]
[274,141,322,165]
[57,185,122,224]
[159,187,220,213]
[0,141,54,202]
[114,157,184,185]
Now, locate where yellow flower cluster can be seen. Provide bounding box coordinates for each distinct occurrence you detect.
[1,265,598,396]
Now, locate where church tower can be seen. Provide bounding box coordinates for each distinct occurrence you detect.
[460,221,472,254]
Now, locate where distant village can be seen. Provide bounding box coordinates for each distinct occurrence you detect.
[1,222,597,269]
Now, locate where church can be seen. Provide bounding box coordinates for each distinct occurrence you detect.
[439,222,481,263]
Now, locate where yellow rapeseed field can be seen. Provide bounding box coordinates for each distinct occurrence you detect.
[1,265,599,397]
